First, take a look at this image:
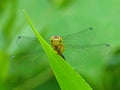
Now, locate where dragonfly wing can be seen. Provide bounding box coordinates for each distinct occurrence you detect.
[64,43,110,50]
[16,36,42,50]
[12,49,45,63]
[62,27,96,45]
[10,50,49,82]
[13,36,49,63]
[10,36,50,78]
[63,43,110,73]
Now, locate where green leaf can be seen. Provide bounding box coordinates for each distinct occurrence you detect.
[23,10,92,90]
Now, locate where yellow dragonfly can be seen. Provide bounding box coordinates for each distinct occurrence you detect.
[13,27,109,64]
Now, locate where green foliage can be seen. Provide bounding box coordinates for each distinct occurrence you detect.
[0,0,120,90]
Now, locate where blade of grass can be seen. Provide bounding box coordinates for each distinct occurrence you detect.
[23,10,92,90]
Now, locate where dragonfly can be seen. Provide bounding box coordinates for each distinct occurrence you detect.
[13,27,110,65]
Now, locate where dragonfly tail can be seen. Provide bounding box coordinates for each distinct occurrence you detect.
[60,54,65,60]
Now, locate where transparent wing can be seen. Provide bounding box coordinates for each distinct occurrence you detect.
[62,27,110,73]
[10,35,50,86]
[62,27,95,45]
[12,49,45,63]
[63,43,110,74]
[16,35,50,48]
[16,36,42,50]
[13,36,46,63]
[10,36,49,78]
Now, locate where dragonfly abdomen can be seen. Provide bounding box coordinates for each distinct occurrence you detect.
[52,44,65,60]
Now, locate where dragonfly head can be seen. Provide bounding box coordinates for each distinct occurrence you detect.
[50,36,63,46]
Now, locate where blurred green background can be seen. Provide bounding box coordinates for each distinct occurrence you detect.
[0,0,120,90]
